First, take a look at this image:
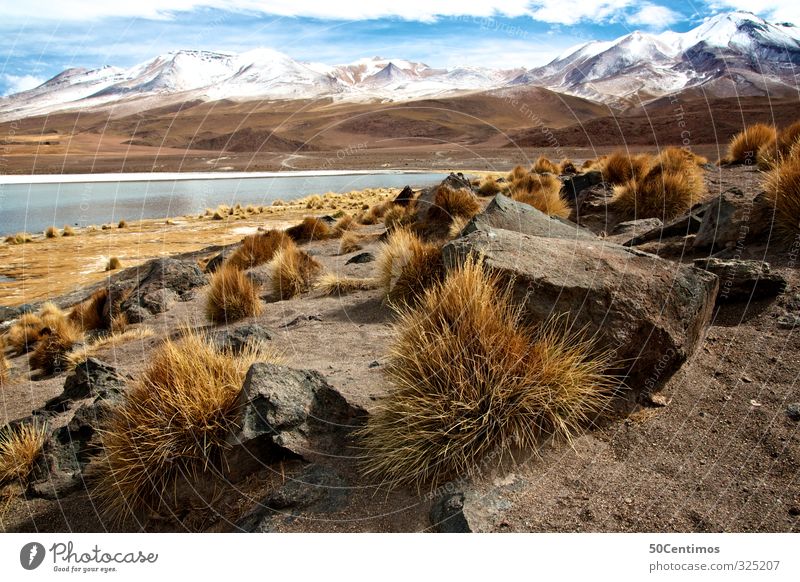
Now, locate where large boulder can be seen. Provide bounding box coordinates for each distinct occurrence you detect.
[462,193,595,240]
[227,364,367,478]
[393,185,415,207]
[121,258,207,321]
[560,170,603,205]
[693,258,787,302]
[43,358,129,412]
[692,190,772,250]
[443,227,719,398]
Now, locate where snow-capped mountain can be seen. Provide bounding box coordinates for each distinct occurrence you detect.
[527,11,800,104]
[1,11,798,120]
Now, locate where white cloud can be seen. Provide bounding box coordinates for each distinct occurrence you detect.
[2,74,45,95]
[709,1,800,25]
[526,0,634,26]
[629,4,681,28]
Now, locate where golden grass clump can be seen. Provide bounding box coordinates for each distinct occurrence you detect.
[655,147,708,173]
[66,326,153,370]
[205,265,263,324]
[5,233,32,245]
[285,217,332,243]
[339,231,365,255]
[62,225,75,236]
[757,122,800,169]
[270,245,323,300]
[532,156,559,174]
[69,288,110,332]
[45,226,58,238]
[0,423,47,486]
[1,349,9,384]
[94,330,281,521]
[507,165,528,182]
[332,214,357,236]
[477,176,503,196]
[360,257,613,489]
[511,173,570,219]
[316,273,379,295]
[559,159,578,174]
[601,151,653,185]
[226,230,294,270]
[6,313,45,355]
[105,257,122,271]
[305,194,324,209]
[30,314,83,375]
[377,229,444,307]
[383,204,418,231]
[118,219,127,228]
[448,215,470,240]
[612,162,705,220]
[763,156,800,242]
[726,123,776,165]
[428,186,480,223]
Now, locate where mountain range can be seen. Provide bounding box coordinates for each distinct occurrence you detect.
[1,11,799,122]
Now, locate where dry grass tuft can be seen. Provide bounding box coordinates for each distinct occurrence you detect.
[316,273,379,295]
[448,215,470,239]
[305,194,324,209]
[62,225,75,237]
[726,123,776,164]
[477,176,504,196]
[285,217,332,243]
[0,423,47,486]
[383,204,418,231]
[612,162,705,220]
[66,327,154,369]
[601,152,653,185]
[5,233,32,245]
[758,122,800,169]
[45,226,58,238]
[507,165,528,182]
[511,173,570,218]
[655,147,707,172]
[332,214,357,236]
[105,257,122,271]
[428,186,481,223]
[118,219,127,228]
[6,313,45,355]
[226,230,293,270]
[339,231,365,255]
[30,314,83,375]
[270,245,323,300]
[763,156,800,243]
[377,229,444,307]
[69,288,110,332]
[0,350,9,384]
[93,330,281,521]
[532,156,560,174]
[359,257,614,489]
[206,265,263,324]
[559,159,578,174]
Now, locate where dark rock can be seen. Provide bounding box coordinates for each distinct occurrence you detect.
[345,252,375,265]
[430,493,471,533]
[121,258,206,319]
[368,360,380,369]
[693,258,787,302]
[613,218,663,237]
[443,227,719,398]
[0,305,23,324]
[461,193,594,240]
[393,185,415,207]
[623,212,703,247]
[560,170,603,205]
[693,191,772,250]
[213,323,273,355]
[787,403,800,422]
[228,363,367,472]
[43,358,128,412]
[280,314,323,329]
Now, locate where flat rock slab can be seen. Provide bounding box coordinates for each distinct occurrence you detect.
[443,227,719,397]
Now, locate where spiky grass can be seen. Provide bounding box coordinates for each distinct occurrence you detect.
[477,176,503,196]
[45,226,58,238]
[655,147,707,173]
[763,156,800,243]
[507,165,527,182]
[377,229,445,307]
[205,265,263,324]
[226,230,293,270]
[532,156,559,174]
[339,231,365,255]
[105,257,122,271]
[448,215,470,239]
[0,351,9,384]
[612,162,705,220]
[0,423,47,486]
[316,273,379,295]
[5,233,32,245]
[383,204,417,231]
[270,245,322,300]
[757,122,800,170]
[559,159,577,174]
[118,219,128,228]
[66,327,154,370]
[62,225,75,237]
[285,217,332,243]
[726,123,776,165]
[601,152,653,184]
[69,288,110,332]
[29,314,83,375]
[428,186,480,224]
[93,330,281,522]
[511,173,570,218]
[360,257,614,490]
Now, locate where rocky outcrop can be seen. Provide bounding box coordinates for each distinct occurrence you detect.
[692,190,772,250]
[43,358,129,412]
[393,185,415,207]
[213,323,273,355]
[462,193,595,240]
[120,258,207,322]
[693,258,787,302]
[443,227,719,397]
[560,170,603,205]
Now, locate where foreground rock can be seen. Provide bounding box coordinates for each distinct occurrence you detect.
[43,358,129,412]
[444,227,719,397]
[462,193,595,240]
[692,190,772,250]
[693,258,787,302]
[227,364,367,478]
[121,258,207,322]
[213,323,273,355]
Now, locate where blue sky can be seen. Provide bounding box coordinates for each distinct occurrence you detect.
[1,1,798,96]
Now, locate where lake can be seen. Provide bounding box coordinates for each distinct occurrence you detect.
[0,171,445,236]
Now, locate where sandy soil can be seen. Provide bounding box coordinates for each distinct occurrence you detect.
[1,165,798,533]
